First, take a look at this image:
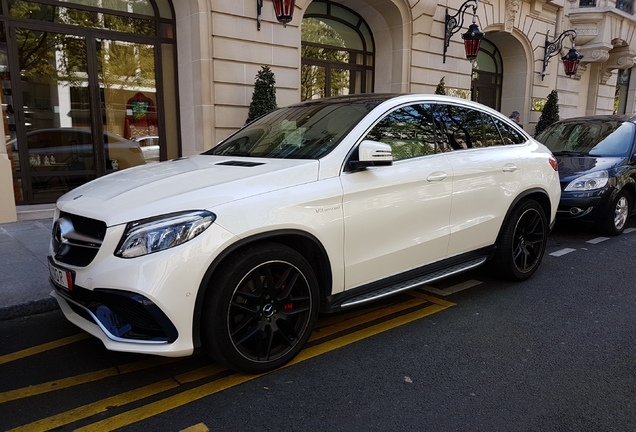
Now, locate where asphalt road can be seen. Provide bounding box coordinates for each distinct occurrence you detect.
[1,220,635,432]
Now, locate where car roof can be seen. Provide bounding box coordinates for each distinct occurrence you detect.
[553,114,636,124]
[287,93,518,122]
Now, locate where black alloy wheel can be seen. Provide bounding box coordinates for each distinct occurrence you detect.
[493,199,548,281]
[203,243,319,374]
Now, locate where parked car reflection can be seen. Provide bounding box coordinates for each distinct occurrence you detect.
[7,128,146,171]
[132,135,160,163]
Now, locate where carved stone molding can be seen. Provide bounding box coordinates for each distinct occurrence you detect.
[599,69,613,84]
[505,0,521,33]
[578,44,612,64]
[574,63,588,80]
[601,47,636,84]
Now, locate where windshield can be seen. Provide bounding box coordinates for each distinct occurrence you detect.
[206,100,380,159]
[536,120,635,157]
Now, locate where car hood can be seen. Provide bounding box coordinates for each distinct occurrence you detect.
[57,155,320,226]
[556,155,625,182]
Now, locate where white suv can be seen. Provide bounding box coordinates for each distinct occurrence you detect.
[49,94,560,373]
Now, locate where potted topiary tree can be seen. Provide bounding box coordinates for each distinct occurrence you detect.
[534,90,560,138]
[435,77,447,95]
[246,65,278,124]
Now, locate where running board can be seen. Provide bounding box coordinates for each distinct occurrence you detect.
[340,257,487,308]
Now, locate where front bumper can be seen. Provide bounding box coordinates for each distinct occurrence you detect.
[556,187,613,222]
[49,221,238,357]
[50,273,178,344]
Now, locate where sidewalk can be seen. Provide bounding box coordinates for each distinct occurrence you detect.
[0,215,57,321]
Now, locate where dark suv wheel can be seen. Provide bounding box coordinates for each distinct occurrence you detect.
[202,242,319,373]
[492,199,548,281]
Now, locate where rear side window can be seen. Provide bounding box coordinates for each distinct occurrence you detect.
[433,104,490,149]
[493,117,526,144]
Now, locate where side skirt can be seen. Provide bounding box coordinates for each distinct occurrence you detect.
[322,247,494,313]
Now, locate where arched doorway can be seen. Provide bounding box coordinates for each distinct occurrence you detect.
[471,39,503,111]
[3,0,179,204]
[300,0,375,100]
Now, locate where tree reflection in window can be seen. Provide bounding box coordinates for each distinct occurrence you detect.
[365,104,438,160]
[301,0,374,101]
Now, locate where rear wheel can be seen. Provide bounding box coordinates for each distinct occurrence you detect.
[492,200,548,281]
[599,189,632,236]
[202,243,319,374]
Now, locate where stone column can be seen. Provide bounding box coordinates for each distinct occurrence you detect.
[0,132,17,223]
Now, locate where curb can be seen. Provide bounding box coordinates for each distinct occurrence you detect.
[0,297,58,321]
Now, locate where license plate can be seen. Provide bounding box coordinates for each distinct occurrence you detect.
[49,261,73,291]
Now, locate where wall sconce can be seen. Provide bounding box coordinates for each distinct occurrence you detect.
[258,0,296,30]
[541,29,583,80]
[443,0,483,63]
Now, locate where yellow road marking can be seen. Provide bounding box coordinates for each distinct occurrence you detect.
[7,379,180,432]
[315,301,398,328]
[292,302,450,367]
[73,301,453,432]
[5,293,456,432]
[6,364,229,432]
[0,357,177,403]
[420,279,483,296]
[411,290,458,307]
[309,297,428,342]
[0,333,90,365]
[181,424,209,432]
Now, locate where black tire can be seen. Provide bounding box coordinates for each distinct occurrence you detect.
[202,242,319,374]
[599,189,632,236]
[492,199,548,281]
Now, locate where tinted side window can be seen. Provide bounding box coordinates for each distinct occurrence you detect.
[365,104,438,160]
[433,104,490,150]
[493,117,526,144]
[482,113,504,146]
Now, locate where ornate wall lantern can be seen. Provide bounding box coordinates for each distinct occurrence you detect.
[258,0,296,30]
[444,0,484,63]
[541,30,583,80]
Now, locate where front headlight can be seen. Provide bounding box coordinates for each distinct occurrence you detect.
[564,170,609,192]
[115,210,216,258]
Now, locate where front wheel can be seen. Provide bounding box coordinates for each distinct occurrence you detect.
[598,189,632,236]
[492,199,548,281]
[202,243,319,374]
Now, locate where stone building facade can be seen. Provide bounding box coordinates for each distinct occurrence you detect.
[1,0,635,221]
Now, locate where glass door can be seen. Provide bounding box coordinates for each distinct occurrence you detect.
[8,27,155,202]
[4,0,175,204]
[96,38,159,168]
[12,27,97,202]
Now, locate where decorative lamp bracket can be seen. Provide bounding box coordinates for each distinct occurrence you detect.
[541,29,583,80]
[444,0,481,63]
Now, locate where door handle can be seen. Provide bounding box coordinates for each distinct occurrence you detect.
[427,172,447,182]
[502,164,518,172]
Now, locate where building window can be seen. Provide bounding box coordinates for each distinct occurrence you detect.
[615,69,631,114]
[301,0,374,101]
[616,0,634,13]
[3,0,179,204]
[579,0,597,7]
[470,39,503,111]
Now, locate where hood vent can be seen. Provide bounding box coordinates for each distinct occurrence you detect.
[216,161,264,167]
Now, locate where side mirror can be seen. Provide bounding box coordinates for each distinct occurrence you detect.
[630,153,636,165]
[349,140,393,170]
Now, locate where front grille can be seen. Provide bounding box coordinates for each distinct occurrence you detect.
[52,212,107,267]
